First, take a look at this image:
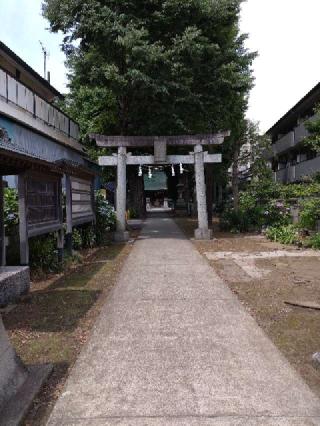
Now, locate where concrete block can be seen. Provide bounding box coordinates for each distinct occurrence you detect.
[0,267,30,307]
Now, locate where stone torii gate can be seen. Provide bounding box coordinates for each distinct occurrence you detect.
[91,132,230,241]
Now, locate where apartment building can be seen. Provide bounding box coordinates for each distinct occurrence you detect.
[267,82,320,183]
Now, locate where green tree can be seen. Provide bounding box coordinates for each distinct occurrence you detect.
[43,0,255,217]
[304,104,320,153]
[230,120,272,210]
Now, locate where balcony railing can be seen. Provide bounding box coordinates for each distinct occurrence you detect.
[294,122,308,144]
[272,131,294,155]
[0,68,80,141]
[272,115,320,157]
[275,156,320,183]
[274,168,288,183]
[295,156,320,180]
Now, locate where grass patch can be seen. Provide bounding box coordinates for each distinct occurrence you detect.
[2,241,133,425]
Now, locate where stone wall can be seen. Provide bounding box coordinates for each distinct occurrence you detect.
[0,266,30,307]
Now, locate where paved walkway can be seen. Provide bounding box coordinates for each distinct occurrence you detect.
[48,216,320,425]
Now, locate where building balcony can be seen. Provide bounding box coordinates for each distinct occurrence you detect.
[294,121,309,145]
[0,68,83,153]
[295,155,320,180]
[275,156,320,183]
[274,166,295,183]
[271,114,319,158]
[272,131,294,156]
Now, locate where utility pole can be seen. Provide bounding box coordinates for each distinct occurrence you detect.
[39,41,49,80]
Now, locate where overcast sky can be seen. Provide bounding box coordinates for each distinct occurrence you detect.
[1,0,320,133]
[0,0,66,92]
[240,0,320,132]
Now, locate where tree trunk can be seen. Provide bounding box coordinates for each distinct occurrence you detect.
[232,141,240,211]
[127,167,146,218]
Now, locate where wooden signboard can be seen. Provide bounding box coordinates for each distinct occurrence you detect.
[18,171,63,264]
[70,176,95,226]
[26,174,62,235]
[65,175,95,251]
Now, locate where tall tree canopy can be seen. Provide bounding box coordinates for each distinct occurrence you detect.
[43,0,255,139]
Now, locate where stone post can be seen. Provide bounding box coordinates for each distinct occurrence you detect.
[115,147,129,242]
[18,174,29,265]
[194,145,212,240]
[65,175,73,253]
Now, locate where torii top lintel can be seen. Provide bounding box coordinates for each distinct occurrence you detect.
[90,131,230,148]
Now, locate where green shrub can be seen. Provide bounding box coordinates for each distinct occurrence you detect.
[72,225,96,250]
[309,233,320,249]
[221,198,290,233]
[262,200,291,227]
[222,175,320,234]
[127,208,138,219]
[4,188,18,235]
[279,182,320,199]
[299,199,320,230]
[29,234,61,273]
[72,228,83,250]
[266,224,299,245]
[220,208,251,233]
[71,195,116,250]
[95,193,116,244]
[80,225,96,248]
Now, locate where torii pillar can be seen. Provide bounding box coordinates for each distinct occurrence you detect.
[115,147,130,242]
[194,145,212,240]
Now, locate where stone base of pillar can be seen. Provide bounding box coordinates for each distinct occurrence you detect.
[114,231,130,243]
[0,267,30,307]
[194,228,212,240]
[0,316,52,424]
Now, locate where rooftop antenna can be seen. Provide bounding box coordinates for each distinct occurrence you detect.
[39,41,50,80]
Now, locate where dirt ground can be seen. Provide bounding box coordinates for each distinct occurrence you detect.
[175,216,320,399]
[1,240,134,425]
[3,217,320,423]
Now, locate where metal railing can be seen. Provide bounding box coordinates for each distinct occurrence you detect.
[0,68,80,141]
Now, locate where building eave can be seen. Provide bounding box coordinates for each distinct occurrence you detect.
[267,81,320,137]
[0,41,63,100]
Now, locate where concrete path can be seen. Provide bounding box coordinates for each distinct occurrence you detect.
[48,216,320,425]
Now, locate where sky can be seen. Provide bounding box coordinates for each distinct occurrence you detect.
[240,0,320,132]
[0,0,67,92]
[1,0,320,133]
